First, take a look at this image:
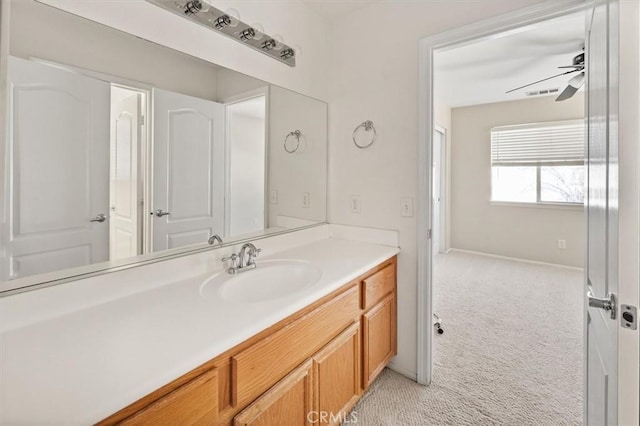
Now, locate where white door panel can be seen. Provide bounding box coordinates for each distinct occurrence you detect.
[4,57,110,280]
[110,91,141,260]
[585,0,619,424]
[152,89,225,251]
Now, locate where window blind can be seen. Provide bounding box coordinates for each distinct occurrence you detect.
[491,120,585,166]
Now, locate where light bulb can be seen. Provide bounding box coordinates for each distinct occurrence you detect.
[184,0,209,15]
[250,23,264,40]
[271,34,284,51]
[225,8,241,27]
[239,23,264,42]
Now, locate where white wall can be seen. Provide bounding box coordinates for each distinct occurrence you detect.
[268,86,327,226]
[450,94,585,267]
[217,68,268,102]
[327,0,550,378]
[228,110,265,236]
[10,0,219,101]
[37,0,330,101]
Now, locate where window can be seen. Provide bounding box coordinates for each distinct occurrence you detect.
[491,120,585,205]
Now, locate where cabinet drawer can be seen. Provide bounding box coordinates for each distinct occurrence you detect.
[361,263,396,310]
[233,285,360,407]
[121,368,218,425]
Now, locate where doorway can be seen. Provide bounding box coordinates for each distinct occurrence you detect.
[109,85,146,260]
[416,0,599,423]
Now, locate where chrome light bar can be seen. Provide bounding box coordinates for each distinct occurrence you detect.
[145,0,296,67]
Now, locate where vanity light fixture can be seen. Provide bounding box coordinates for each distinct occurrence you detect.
[183,0,208,15]
[147,0,297,66]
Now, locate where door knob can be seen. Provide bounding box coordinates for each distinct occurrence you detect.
[90,213,107,223]
[588,290,616,319]
[154,209,171,217]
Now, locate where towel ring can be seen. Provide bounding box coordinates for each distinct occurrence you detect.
[352,120,376,149]
[284,130,301,153]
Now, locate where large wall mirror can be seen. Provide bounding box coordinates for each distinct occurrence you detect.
[0,0,327,293]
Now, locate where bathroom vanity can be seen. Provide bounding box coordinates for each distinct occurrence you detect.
[102,255,396,425]
[0,231,399,424]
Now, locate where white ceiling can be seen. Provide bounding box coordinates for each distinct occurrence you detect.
[434,12,585,108]
[301,0,379,20]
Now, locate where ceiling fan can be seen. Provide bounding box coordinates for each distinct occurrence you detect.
[506,50,585,101]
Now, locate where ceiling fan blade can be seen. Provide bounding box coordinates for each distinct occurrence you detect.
[555,72,585,102]
[555,84,579,101]
[505,69,579,94]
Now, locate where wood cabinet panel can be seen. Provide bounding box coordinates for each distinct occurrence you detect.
[362,293,396,388]
[120,368,218,426]
[233,360,314,426]
[362,262,396,310]
[313,322,361,426]
[233,285,359,407]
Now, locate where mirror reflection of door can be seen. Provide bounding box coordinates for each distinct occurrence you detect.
[225,95,267,237]
[109,86,144,261]
[4,57,110,280]
[151,89,226,251]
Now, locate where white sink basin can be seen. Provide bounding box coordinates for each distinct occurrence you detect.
[200,260,322,303]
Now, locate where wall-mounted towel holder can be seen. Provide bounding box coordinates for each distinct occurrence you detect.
[353,120,376,149]
[284,130,302,153]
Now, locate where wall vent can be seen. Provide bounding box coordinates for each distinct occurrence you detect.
[525,88,560,97]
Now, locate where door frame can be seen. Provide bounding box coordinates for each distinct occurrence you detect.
[417,0,589,384]
[221,87,270,238]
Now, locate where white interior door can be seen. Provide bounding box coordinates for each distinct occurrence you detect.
[109,88,142,260]
[585,0,619,424]
[432,129,443,254]
[152,89,225,251]
[4,57,110,280]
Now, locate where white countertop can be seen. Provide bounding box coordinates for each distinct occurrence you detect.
[0,238,399,424]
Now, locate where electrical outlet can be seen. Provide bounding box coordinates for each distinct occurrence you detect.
[303,192,310,208]
[270,190,278,204]
[400,197,414,217]
[350,195,361,214]
[558,239,567,249]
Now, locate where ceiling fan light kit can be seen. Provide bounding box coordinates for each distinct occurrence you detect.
[506,49,585,101]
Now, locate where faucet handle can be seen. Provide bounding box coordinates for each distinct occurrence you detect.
[222,253,238,265]
[254,248,262,257]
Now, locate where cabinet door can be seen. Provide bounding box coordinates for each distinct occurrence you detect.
[234,360,315,426]
[362,293,397,388]
[312,322,360,426]
[121,368,218,426]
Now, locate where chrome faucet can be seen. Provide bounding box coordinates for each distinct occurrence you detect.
[221,243,261,274]
[208,234,223,245]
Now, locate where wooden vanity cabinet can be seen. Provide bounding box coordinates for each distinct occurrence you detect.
[120,368,219,425]
[313,322,361,426]
[233,360,315,426]
[361,262,397,388]
[101,256,397,425]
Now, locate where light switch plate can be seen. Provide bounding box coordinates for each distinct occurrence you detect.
[270,190,278,204]
[400,197,414,217]
[303,192,310,208]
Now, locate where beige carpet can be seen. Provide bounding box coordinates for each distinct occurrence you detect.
[351,251,583,425]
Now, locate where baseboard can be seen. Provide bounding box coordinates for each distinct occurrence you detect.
[386,362,418,382]
[449,248,584,271]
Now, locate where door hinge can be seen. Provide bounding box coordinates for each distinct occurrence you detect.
[427,229,432,239]
[140,115,145,126]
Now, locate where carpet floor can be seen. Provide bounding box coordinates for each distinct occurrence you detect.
[351,251,584,425]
